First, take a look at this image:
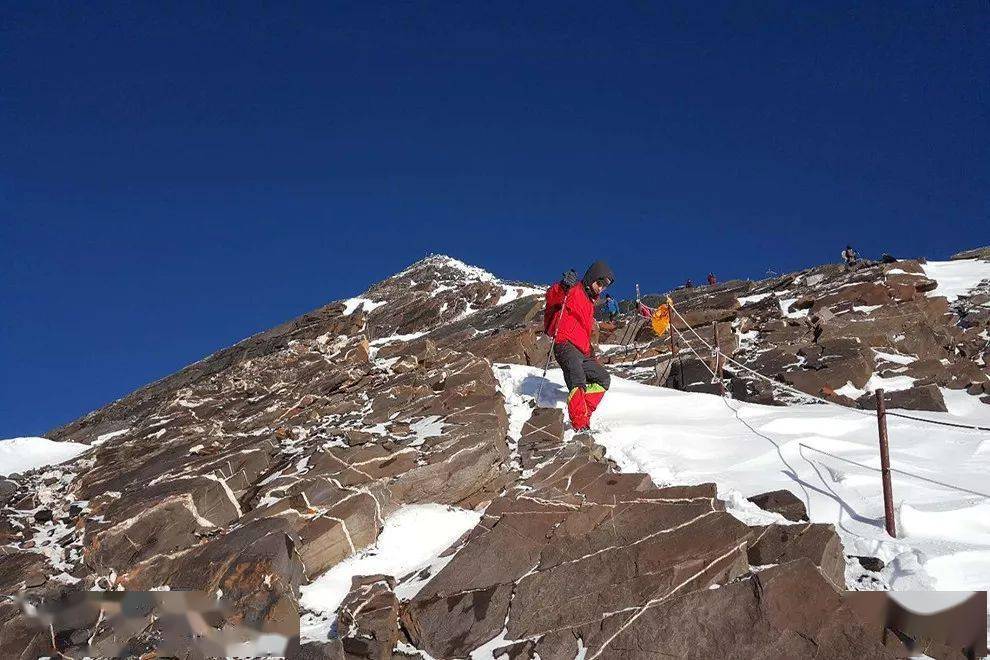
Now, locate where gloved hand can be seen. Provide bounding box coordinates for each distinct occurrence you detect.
[561,269,578,289]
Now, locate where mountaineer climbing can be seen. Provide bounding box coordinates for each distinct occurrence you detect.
[842,244,858,270]
[707,272,717,286]
[543,261,615,430]
[603,293,619,323]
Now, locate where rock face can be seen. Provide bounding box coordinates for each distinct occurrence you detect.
[2,251,985,658]
[401,409,886,659]
[601,255,990,411]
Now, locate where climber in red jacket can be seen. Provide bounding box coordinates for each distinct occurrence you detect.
[543,261,615,430]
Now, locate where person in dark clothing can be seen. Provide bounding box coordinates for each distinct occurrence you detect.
[842,245,858,269]
[543,261,615,430]
[685,278,694,288]
[603,293,619,322]
[707,272,717,286]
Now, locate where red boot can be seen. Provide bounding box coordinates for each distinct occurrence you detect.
[584,383,606,416]
[567,387,591,430]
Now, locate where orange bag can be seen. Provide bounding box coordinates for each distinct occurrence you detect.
[651,304,670,337]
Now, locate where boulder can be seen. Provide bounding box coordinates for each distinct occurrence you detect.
[0,480,18,508]
[858,384,947,413]
[747,523,847,589]
[337,575,400,660]
[747,489,808,522]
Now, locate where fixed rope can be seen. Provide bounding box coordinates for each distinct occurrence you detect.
[662,299,990,433]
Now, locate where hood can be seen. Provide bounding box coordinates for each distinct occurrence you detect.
[582,260,615,288]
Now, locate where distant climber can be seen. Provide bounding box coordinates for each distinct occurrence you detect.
[707,272,717,286]
[543,261,615,431]
[684,278,694,288]
[603,293,619,323]
[842,245,858,270]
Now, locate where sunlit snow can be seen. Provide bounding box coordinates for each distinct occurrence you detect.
[494,364,990,598]
[0,437,91,476]
[921,259,990,302]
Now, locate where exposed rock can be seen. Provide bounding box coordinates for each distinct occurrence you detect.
[0,480,18,507]
[7,252,986,657]
[747,523,847,589]
[298,640,345,659]
[747,489,808,522]
[852,555,885,572]
[951,246,990,261]
[859,384,948,413]
[337,575,400,660]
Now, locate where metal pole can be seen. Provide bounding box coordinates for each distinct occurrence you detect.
[712,321,724,396]
[875,388,896,538]
[666,296,682,391]
[535,285,573,406]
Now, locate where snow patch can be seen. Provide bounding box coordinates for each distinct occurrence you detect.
[299,504,480,643]
[342,297,387,316]
[873,350,918,366]
[737,292,773,306]
[0,437,91,476]
[920,259,990,302]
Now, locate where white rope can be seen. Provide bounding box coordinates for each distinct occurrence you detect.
[666,301,876,417]
[666,300,990,435]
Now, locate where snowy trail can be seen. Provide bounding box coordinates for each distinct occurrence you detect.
[494,364,990,595]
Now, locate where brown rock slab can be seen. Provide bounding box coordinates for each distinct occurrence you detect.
[747,522,846,589]
[747,489,809,522]
[337,574,400,660]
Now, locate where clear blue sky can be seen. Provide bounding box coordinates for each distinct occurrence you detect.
[2,2,987,435]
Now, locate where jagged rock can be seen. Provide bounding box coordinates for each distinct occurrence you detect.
[517,407,565,469]
[747,523,847,589]
[119,518,303,640]
[86,494,217,572]
[852,555,885,572]
[9,252,988,658]
[0,601,51,660]
[859,384,948,412]
[0,551,48,592]
[747,489,808,522]
[951,246,990,261]
[403,446,757,658]
[0,480,18,507]
[298,640,345,659]
[337,575,400,660]
[299,495,386,579]
[568,558,892,659]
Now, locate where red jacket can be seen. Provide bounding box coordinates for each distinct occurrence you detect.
[544,282,597,356]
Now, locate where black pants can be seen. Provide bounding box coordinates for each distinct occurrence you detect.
[554,341,610,392]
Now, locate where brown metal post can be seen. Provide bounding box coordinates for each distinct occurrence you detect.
[668,319,679,390]
[712,322,724,396]
[875,388,896,538]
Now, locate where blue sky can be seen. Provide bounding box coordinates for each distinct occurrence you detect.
[2,2,987,435]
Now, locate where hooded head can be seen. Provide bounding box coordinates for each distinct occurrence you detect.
[582,260,615,289]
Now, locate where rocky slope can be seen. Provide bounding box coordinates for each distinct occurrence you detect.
[1,252,987,658]
[601,253,990,414]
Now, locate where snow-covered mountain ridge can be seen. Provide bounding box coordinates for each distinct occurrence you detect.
[2,249,989,658]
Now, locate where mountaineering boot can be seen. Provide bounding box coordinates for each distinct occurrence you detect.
[584,383,606,415]
[567,387,591,430]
